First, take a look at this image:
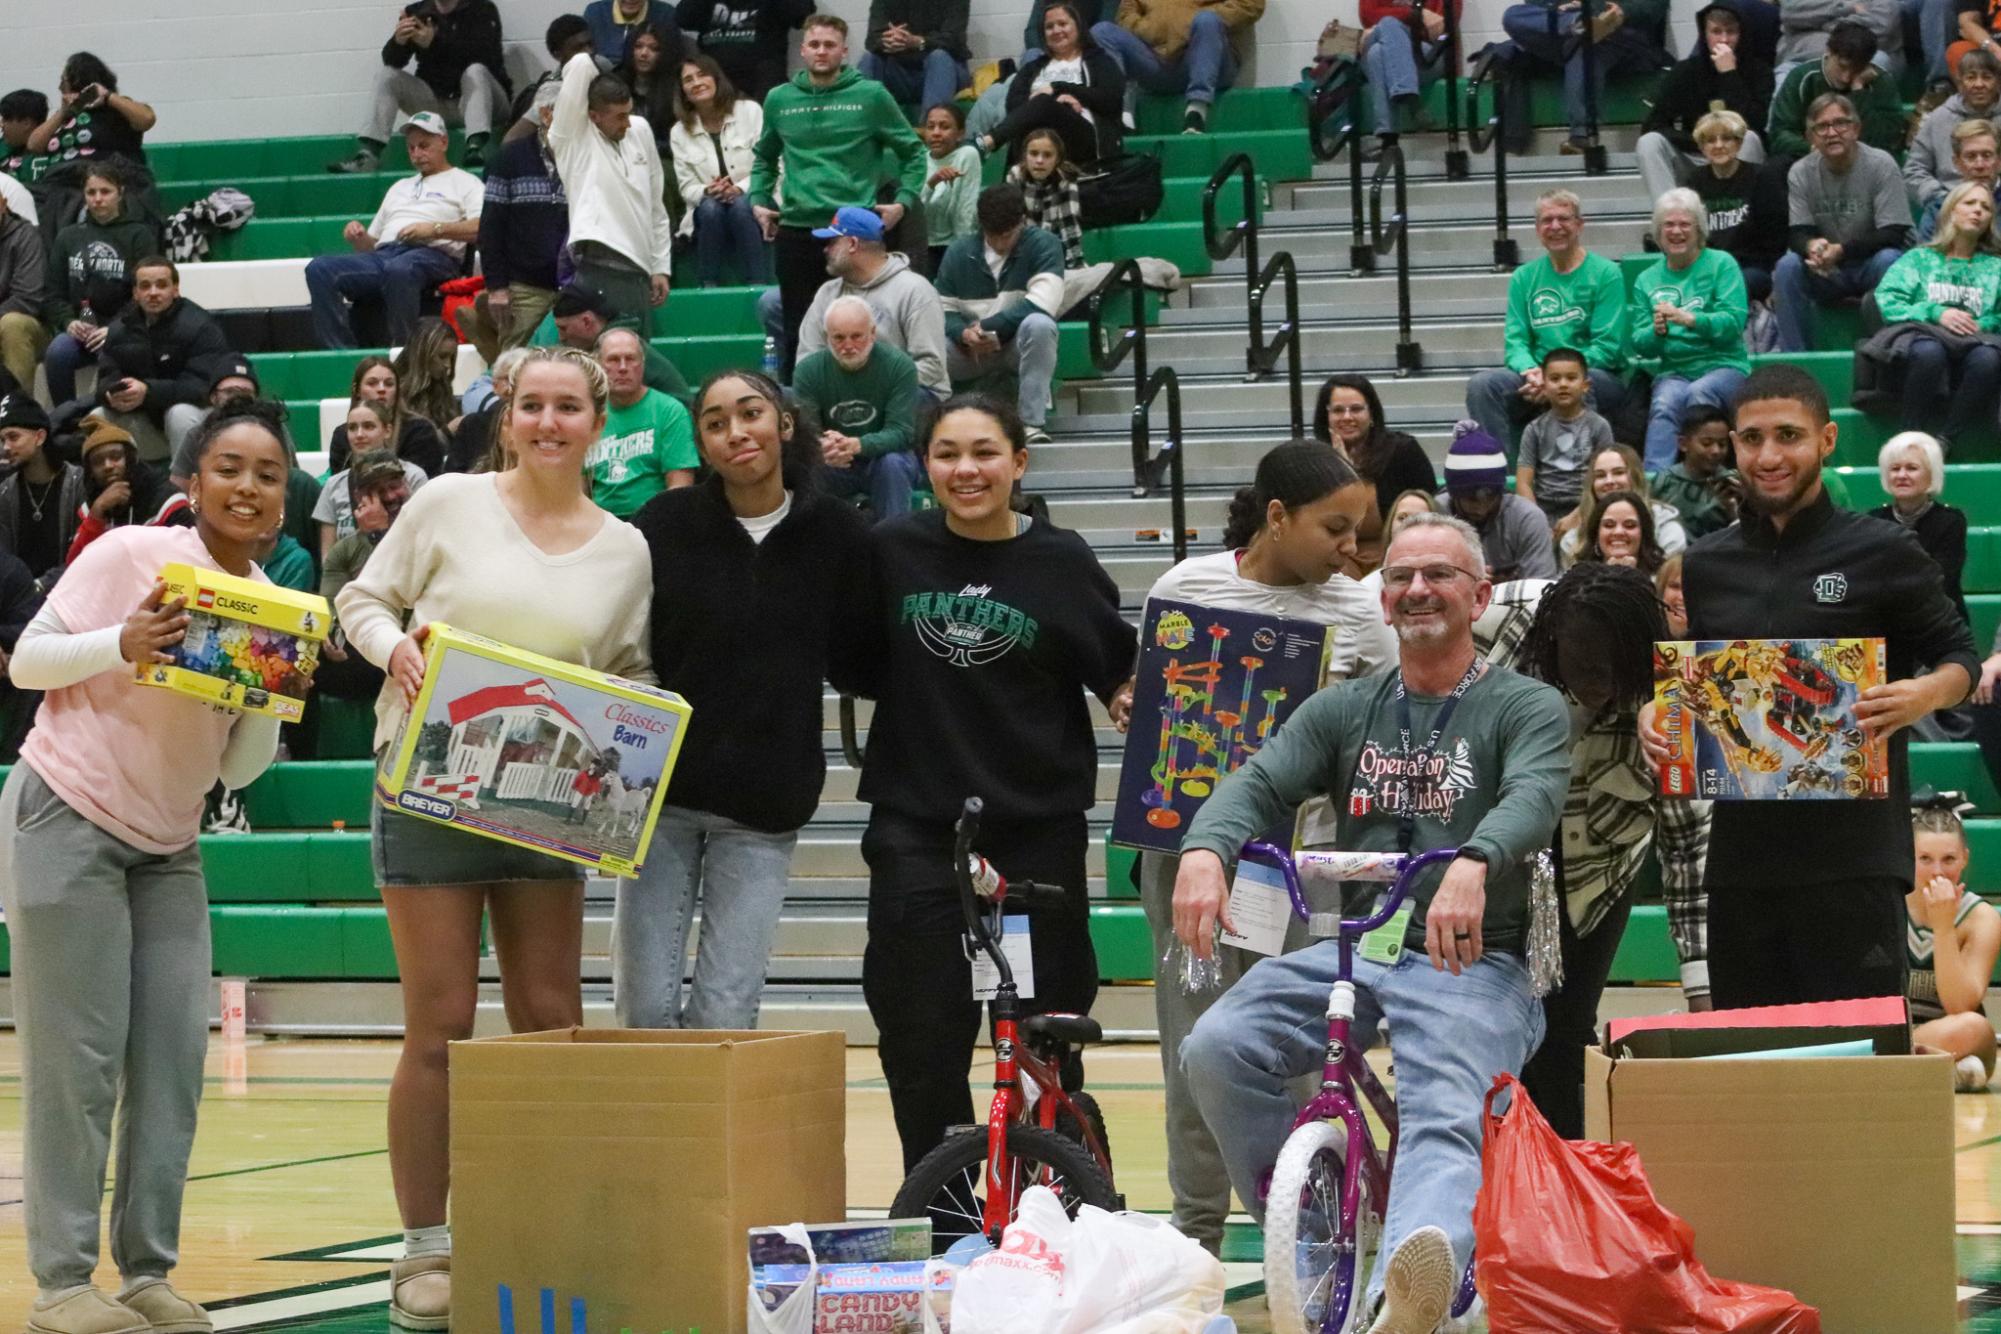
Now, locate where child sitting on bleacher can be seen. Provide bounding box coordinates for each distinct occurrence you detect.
[1514,347,1610,526]
[1006,128,1084,270]
[921,103,982,273]
[1906,794,2001,1091]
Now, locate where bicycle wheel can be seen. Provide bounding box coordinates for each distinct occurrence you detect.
[1263,1119,1380,1334]
[1053,1089,1113,1172]
[890,1123,1119,1254]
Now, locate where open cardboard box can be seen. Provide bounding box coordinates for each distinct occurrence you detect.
[450,1028,846,1334]
[1584,998,1955,1333]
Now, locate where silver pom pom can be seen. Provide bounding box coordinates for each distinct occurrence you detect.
[1163,932,1226,995]
[1525,848,1564,998]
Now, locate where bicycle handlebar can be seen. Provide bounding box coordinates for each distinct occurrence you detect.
[954,797,1067,991]
[1239,843,1462,938]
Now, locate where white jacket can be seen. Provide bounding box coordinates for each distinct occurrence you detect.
[668,102,766,239]
[548,51,675,277]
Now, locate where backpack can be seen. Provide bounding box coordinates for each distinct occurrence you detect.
[1076,153,1163,230]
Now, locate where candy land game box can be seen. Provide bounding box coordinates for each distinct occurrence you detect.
[134,562,329,721]
[1653,637,1888,800]
[377,624,691,875]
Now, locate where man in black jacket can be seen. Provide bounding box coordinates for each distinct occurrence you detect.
[1643,364,1979,1008]
[94,258,229,466]
[329,0,511,173]
[857,0,972,114]
[1637,0,1774,201]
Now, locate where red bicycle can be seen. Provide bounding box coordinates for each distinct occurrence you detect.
[887,796,1121,1251]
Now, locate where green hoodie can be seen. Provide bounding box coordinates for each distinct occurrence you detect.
[750,67,926,228]
[1874,246,2001,331]
[1629,247,1751,378]
[1502,250,1628,374]
[1768,60,1907,162]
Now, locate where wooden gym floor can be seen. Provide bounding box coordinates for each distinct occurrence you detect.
[5,1036,2001,1332]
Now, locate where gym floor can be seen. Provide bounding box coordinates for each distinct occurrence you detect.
[3,1035,2001,1333]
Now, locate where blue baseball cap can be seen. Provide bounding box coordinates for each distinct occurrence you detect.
[812,206,886,242]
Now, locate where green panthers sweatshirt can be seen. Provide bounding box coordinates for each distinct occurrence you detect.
[1874,247,2001,331]
[749,66,926,228]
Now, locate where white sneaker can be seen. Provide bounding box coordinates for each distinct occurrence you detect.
[1366,1226,1455,1334]
[1956,1054,1990,1092]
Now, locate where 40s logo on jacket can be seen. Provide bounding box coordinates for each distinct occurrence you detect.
[901,584,1040,667]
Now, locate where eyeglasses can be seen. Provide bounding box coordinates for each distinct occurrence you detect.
[1811,117,1857,134]
[1380,563,1481,589]
[1326,404,1370,416]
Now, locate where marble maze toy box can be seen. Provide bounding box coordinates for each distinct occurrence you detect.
[377,624,692,876]
[1653,636,1888,800]
[135,562,330,721]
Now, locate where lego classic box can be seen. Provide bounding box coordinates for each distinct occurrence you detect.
[377,623,691,876]
[134,562,330,721]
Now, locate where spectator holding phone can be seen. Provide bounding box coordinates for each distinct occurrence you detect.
[328,0,511,173]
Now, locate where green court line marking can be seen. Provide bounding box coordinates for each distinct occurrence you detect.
[1962,1132,2001,1155]
[185,1148,389,1184]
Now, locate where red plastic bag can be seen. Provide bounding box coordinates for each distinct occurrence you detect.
[1472,1075,1821,1333]
[437,275,484,344]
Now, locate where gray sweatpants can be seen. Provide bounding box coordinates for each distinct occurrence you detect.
[364,65,508,143]
[0,765,211,1291]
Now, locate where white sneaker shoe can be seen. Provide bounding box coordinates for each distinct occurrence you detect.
[1366,1225,1455,1334]
[1956,1054,1990,1092]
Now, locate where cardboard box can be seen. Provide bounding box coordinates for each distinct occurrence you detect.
[134,562,329,721]
[377,623,691,876]
[1584,1001,1955,1333]
[451,1028,847,1334]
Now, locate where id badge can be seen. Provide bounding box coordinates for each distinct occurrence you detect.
[1219,860,1291,958]
[971,917,1036,1000]
[1358,902,1414,965]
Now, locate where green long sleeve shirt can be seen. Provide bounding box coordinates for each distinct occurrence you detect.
[792,341,921,458]
[1181,664,1572,952]
[1503,251,1629,375]
[1628,247,1752,378]
[1874,247,2001,330]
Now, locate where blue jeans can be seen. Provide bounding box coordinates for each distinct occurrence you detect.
[946,311,1060,426]
[693,195,774,287]
[1906,0,1954,81]
[1465,365,1626,456]
[1644,366,1748,471]
[859,48,972,113]
[612,805,799,1031]
[1499,3,1661,139]
[1361,18,1442,135]
[43,331,90,407]
[1772,247,1901,352]
[1902,335,2001,442]
[823,449,925,518]
[305,243,460,349]
[1182,944,1545,1301]
[1091,12,1238,106]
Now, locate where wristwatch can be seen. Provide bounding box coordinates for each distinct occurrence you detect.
[433,221,444,238]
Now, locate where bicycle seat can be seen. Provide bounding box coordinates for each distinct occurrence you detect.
[1023,1013,1102,1047]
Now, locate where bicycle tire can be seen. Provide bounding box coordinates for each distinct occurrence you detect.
[890,1123,1119,1254]
[1263,1119,1379,1334]
[1053,1089,1113,1171]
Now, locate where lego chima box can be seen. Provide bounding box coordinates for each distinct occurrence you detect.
[1654,637,1888,800]
[134,562,329,721]
[377,624,691,875]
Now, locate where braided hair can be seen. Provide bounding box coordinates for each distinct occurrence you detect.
[1913,789,1972,846]
[1516,562,1667,711]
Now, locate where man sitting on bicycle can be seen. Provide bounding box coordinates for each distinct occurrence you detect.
[1174,513,1570,1334]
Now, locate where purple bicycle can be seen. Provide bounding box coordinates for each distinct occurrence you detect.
[1241,841,1480,1334]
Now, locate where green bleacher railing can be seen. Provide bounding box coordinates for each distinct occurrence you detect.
[1202,152,1304,438]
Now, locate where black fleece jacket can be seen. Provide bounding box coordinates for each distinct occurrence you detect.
[631,473,874,833]
[97,297,230,423]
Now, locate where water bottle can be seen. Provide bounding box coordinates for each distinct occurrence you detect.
[761,335,781,379]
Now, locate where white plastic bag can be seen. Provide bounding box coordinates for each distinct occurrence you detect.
[747,1223,816,1334]
[950,1186,1227,1334]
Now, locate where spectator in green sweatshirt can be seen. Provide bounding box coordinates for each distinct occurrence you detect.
[1630,187,1751,471]
[1767,22,1906,161]
[795,296,924,517]
[1464,187,1628,457]
[934,184,1067,443]
[749,13,926,375]
[1874,180,2001,448]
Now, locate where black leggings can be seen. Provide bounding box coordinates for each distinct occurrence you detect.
[1519,887,1634,1140]
[987,94,1100,167]
[773,225,828,378]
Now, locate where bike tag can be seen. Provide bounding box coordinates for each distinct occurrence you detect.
[971,917,1036,1001]
[1359,901,1414,965]
[1220,860,1290,958]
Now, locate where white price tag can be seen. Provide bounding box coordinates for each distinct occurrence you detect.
[971,917,1036,1000]
[1219,860,1291,958]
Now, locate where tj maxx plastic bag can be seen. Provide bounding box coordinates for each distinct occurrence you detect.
[950,1186,1226,1334]
[1472,1075,1822,1334]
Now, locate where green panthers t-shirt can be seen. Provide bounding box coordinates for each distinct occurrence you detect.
[589,390,697,519]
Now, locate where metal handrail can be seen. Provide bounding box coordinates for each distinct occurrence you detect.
[1436,1,1469,179]
[838,695,864,769]
[1573,0,1610,174]
[1465,46,1522,270]
[1367,142,1423,374]
[1132,367,1188,563]
[1202,152,1303,438]
[1306,59,1365,165]
[1085,258,1155,498]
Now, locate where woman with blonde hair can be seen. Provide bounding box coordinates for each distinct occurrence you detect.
[1871,181,2001,452]
[1683,109,1788,303]
[335,345,653,1330]
[1557,443,1688,564]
